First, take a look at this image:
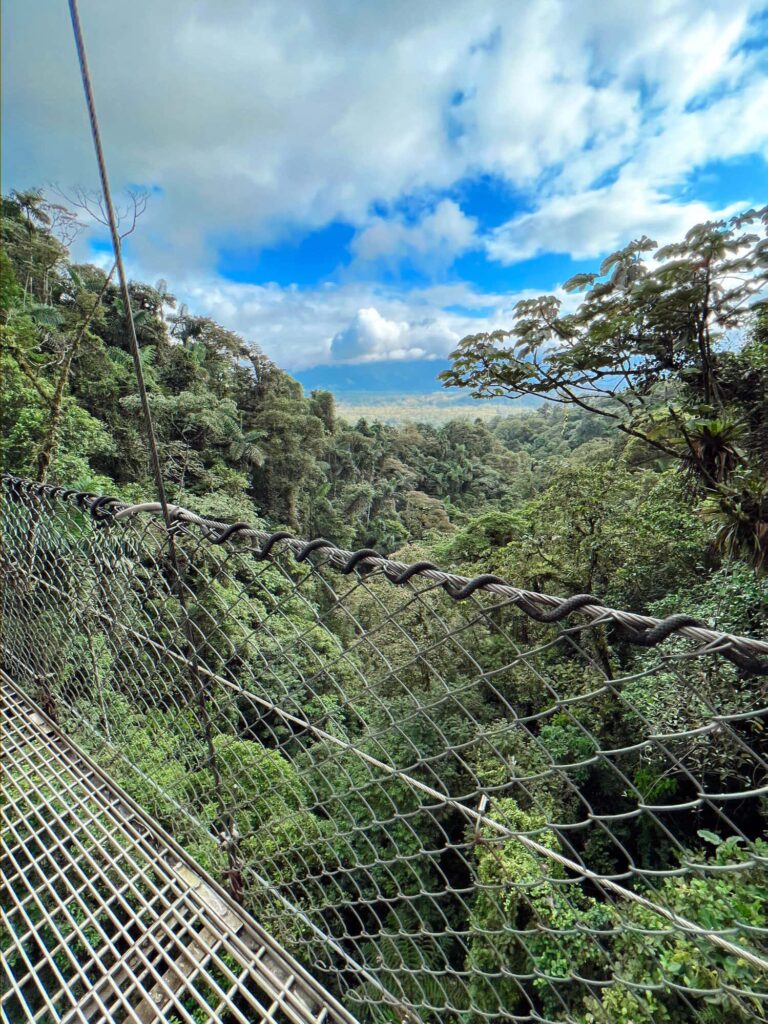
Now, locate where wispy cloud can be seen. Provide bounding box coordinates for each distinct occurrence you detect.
[485,184,744,264]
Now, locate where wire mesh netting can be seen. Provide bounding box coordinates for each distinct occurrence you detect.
[1,474,767,1024]
[0,676,358,1024]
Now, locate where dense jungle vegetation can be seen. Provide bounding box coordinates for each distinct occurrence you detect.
[2,191,768,1023]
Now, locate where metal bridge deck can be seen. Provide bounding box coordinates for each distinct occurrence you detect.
[0,676,357,1024]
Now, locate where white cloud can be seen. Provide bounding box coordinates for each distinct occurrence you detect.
[632,75,768,188]
[351,200,478,268]
[174,274,574,370]
[485,63,768,266]
[486,181,742,264]
[481,5,768,265]
[177,277,529,368]
[5,0,766,275]
[329,306,466,363]
[3,0,767,364]
[331,308,411,361]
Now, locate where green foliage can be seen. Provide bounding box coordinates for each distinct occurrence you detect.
[2,189,536,545]
[5,191,767,1024]
[442,209,768,569]
[468,812,768,1024]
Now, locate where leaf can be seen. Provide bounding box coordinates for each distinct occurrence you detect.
[697,829,721,846]
[599,250,623,276]
[563,273,597,293]
[29,304,64,328]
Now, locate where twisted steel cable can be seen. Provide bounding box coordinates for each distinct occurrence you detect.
[5,473,766,674]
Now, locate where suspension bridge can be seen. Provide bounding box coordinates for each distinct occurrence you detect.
[2,473,766,1022]
[2,2,767,1020]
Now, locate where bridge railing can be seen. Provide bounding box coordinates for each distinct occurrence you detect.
[2,473,767,1024]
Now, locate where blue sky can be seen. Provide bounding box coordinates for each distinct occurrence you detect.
[3,0,767,372]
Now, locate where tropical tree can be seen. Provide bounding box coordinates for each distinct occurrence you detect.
[441,209,768,567]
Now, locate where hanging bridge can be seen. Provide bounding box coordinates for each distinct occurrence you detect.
[1,677,355,1024]
[1,472,767,1023]
[3,3,766,1021]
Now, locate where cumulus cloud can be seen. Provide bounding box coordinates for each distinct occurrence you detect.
[5,0,766,277]
[176,277,522,369]
[331,309,410,361]
[3,0,767,364]
[351,200,478,268]
[330,306,462,363]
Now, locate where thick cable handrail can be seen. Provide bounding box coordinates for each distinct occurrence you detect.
[5,473,767,672]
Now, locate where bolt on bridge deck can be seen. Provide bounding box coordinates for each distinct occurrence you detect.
[0,676,358,1024]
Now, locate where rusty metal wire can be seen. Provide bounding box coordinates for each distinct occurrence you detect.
[2,475,767,1024]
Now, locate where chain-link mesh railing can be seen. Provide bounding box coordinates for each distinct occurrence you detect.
[2,474,767,1024]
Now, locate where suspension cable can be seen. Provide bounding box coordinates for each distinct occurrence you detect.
[67,0,245,902]
[67,0,171,525]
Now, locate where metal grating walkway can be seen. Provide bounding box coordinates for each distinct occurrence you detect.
[0,676,358,1024]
